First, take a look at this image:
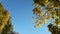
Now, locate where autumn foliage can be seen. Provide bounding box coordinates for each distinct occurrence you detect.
[33,0,60,34]
[0,3,18,34]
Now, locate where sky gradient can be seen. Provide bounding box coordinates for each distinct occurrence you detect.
[0,0,51,34]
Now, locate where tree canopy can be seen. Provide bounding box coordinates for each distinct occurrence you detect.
[0,3,18,34]
[33,0,60,34]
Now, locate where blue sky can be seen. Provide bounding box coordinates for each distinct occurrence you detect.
[1,0,51,34]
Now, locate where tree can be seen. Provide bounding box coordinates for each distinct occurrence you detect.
[33,0,60,34]
[0,3,18,34]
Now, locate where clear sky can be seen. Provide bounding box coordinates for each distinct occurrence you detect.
[0,0,51,34]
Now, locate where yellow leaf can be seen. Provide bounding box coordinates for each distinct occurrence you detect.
[46,0,48,2]
[52,14,57,19]
[35,3,40,7]
[43,19,47,24]
[46,16,50,20]
[39,12,44,16]
[39,23,42,28]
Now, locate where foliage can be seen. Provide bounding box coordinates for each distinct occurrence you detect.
[0,3,18,34]
[33,0,60,34]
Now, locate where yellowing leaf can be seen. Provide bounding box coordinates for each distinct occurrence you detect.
[39,23,43,28]
[35,3,40,7]
[52,14,57,19]
[39,12,44,16]
[43,19,47,24]
[46,16,50,20]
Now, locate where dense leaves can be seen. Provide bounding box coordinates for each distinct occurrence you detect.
[48,23,60,34]
[33,0,60,34]
[0,3,18,34]
[1,17,13,34]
